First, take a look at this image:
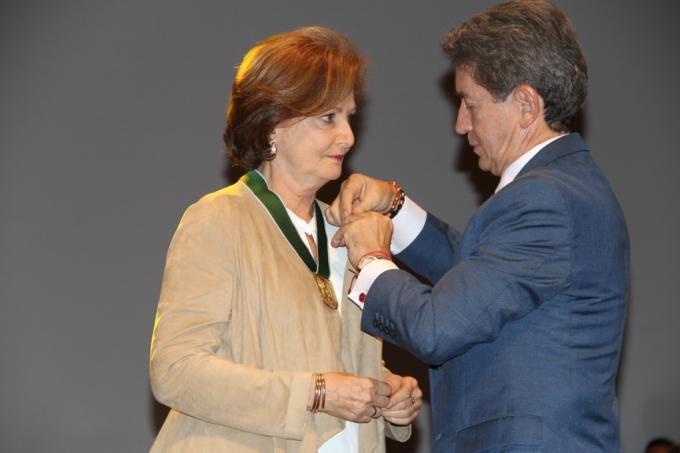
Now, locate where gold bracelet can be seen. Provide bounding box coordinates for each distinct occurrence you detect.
[310,373,326,413]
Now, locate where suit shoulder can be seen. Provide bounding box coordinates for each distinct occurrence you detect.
[497,172,568,207]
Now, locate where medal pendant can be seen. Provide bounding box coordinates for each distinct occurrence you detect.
[314,274,338,310]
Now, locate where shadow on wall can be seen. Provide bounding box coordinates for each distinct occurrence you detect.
[150,392,169,437]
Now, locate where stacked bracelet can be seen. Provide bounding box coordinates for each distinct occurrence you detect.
[382,181,406,219]
[310,373,326,413]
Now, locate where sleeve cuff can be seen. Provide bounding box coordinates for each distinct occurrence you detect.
[391,196,427,254]
[347,259,398,310]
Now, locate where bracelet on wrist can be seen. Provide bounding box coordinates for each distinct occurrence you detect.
[310,373,326,413]
[356,250,392,271]
[382,181,406,219]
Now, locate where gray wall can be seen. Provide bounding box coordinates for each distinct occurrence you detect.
[1,1,678,451]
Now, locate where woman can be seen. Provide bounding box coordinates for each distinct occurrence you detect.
[149,26,422,452]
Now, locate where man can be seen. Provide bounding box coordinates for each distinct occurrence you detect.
[328,0,629,451]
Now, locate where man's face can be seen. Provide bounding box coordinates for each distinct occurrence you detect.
[454,67,523,176]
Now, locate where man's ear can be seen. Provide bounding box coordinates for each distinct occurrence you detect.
[513,84,542,128]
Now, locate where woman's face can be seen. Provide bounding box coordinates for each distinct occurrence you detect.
[270,94,356,189]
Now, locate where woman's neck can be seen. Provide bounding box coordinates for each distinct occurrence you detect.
[258,164,317,222]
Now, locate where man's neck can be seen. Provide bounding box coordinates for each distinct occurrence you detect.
[499,125,561,175]
[520,127,562,158]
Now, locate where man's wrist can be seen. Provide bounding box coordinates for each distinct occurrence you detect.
[348,258,399,310]
[381,181,406,219]
[357,250,392,270]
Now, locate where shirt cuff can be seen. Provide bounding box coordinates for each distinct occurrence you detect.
[391,196,427,254]
[347,259,398,310]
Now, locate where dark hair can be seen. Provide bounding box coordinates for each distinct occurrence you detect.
[441,0,587,132]
[223,26,365,170]
[646,437,675,452]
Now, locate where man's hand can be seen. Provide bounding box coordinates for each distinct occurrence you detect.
[331,212,393,268]
[382,374,423,425]
[326,173,395,226]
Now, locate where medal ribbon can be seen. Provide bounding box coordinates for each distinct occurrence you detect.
[241,170,330,279]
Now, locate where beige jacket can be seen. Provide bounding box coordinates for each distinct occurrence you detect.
[150,181,410,452]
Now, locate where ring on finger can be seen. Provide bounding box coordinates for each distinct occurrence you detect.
[371,406,378,418]
[410,397,416,405]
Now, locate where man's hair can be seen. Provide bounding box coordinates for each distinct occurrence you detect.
[441,0,587,132]
[646,437,675,452]
[224,26,365,170]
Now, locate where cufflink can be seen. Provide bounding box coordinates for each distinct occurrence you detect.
[359,293,366,302]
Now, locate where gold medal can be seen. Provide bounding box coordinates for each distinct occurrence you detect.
[314,274,338,310]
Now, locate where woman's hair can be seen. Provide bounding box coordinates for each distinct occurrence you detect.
[441,0,587,133]
[224,26,365,170]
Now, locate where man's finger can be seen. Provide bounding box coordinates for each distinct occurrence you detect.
[339,178,363,222]
[325,205,341,227]
[330,226,348,248]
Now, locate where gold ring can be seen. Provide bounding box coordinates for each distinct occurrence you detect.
[371,406,378,418]
[410,397,416,405]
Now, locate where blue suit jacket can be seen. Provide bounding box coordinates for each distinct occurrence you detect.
[362,134,629,452]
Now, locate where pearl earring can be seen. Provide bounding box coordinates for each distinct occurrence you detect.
[269,141,277,156]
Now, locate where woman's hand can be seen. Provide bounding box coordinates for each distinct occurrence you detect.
[325,173,394,227]
[381,374,423,425]
[310,372,392,422]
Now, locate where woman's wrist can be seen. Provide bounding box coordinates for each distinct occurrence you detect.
[309,373,326,413]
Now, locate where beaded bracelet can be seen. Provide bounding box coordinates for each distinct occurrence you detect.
[382,181,406,219]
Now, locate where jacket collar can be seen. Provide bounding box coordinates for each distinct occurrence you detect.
[517,132,588,177]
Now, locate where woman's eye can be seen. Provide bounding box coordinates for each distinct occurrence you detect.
[321,113,335,123]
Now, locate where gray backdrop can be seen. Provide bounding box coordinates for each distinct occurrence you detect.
[2,0,678,452]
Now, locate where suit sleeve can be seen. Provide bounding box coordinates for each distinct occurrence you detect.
[396,211,461,283]
[362,179,572,365]
[149,200,311,440]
